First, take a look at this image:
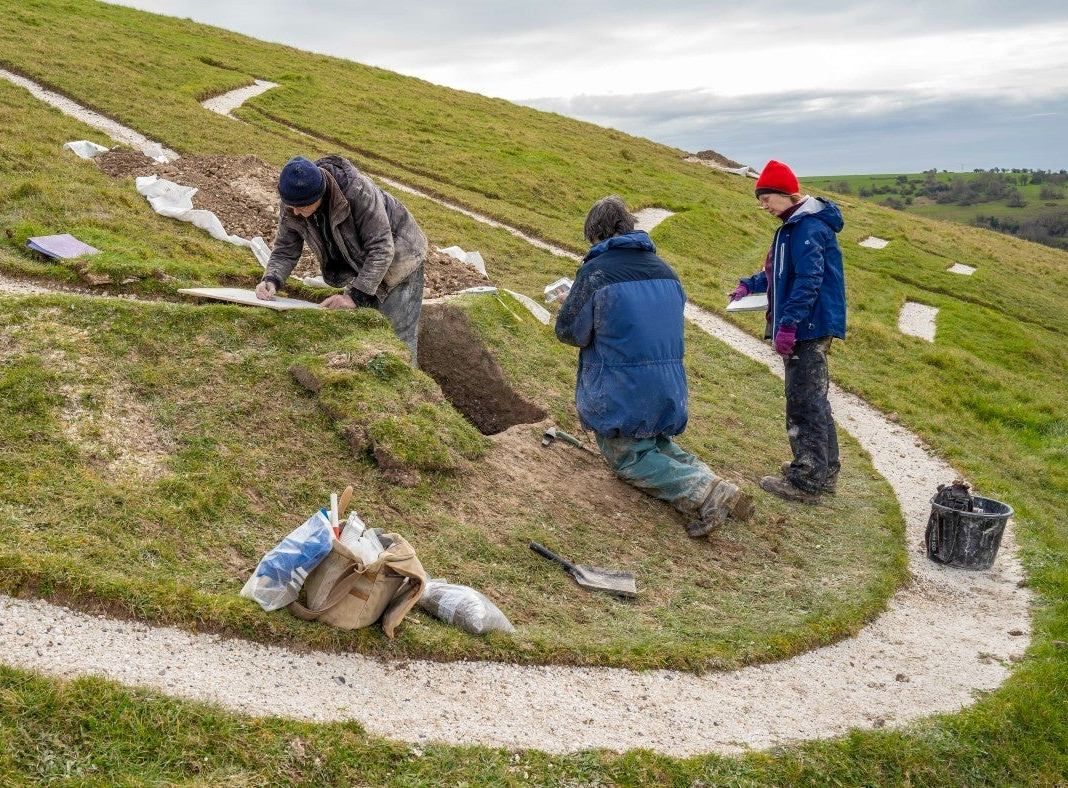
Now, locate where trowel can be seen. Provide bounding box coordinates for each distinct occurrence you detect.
[529,542,637,598]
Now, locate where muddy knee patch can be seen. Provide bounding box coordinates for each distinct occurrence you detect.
[417,305,546,435]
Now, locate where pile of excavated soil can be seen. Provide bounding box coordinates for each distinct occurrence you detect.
[96,151,281,242]
[96,151,490,296]
[424,249,488,296]
[693,149,744,169]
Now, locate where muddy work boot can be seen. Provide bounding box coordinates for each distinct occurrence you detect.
[686,480,755,538]
[760,474,820,504]
[781,462,838,495]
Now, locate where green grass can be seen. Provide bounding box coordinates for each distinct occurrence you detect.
[0,59,909,670]
[1,662,1065,786]
[0,290,904,672]
[0,0,1065,783]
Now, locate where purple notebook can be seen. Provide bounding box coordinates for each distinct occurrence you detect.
[26,234,100,259]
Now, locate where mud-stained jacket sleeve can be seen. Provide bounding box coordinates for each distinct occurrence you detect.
[779,222,828,327]
[263,209,304,287]
[346,176,396,296]
[555,266,598,347]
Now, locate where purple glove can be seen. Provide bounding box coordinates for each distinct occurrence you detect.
[774,324,797,356]
[728,283,749,302]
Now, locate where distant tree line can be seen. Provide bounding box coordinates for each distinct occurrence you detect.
[854,168,1068,208]
[974,211,1068,251]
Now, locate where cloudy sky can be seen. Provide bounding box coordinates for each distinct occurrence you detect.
[109,1,1068,174]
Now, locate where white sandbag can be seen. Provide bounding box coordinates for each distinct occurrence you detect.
[465,251,487,276]
[418,579,515,635]
[63,140,110,159]
[439,245,467,262]
[143,141,173,164]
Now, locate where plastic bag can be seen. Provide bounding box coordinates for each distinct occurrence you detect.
[417,579,515,635]
[63,140,110,159]
[240,510,334,611]
[339,511,385,566]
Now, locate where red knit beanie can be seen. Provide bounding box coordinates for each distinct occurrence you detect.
[755,160,800,196]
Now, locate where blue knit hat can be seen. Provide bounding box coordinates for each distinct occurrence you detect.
[278,156,326,206]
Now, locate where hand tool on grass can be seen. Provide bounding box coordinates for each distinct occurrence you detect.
[541,426,599,455]
[529,542,637,598]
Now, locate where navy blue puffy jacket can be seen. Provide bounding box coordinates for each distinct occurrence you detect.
[741,197,847,341]
[555,232,688,438]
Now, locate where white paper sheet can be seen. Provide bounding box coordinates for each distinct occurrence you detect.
[178,287,320,311]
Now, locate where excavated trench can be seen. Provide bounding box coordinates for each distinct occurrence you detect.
[417,304,546,434]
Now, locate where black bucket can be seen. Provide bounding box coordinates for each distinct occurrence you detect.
[925,483,1013,570]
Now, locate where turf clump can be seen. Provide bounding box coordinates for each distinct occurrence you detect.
[289,339,486,482]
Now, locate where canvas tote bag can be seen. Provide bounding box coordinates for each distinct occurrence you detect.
[288,532,426,638]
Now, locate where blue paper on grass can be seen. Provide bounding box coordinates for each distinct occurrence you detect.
[240,510,333,611]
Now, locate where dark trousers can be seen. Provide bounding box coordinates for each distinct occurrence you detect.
[378,265,424,367]
[784,337,840,493]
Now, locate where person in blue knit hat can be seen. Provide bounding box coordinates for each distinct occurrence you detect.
[556,196,754,538]
[256,155,428,363]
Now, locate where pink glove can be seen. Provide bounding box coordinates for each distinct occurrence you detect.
[774,324,797,356]
[728,283,749,302]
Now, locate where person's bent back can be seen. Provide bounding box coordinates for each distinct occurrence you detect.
[555,210,687,439]
[556,196,754,538]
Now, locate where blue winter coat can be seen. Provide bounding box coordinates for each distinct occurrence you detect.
[741,197,847,341]
[555,232,688,438]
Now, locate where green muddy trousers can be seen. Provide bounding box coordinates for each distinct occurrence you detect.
[595,433,728,517]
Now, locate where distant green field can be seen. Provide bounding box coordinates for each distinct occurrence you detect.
[808,171,1068,249]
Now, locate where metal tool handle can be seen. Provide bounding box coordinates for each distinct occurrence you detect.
[529,541,576,572]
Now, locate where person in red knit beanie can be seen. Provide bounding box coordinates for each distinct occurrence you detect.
[729,160,848,503]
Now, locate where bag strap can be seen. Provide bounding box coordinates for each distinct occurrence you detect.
[288,566,379,621]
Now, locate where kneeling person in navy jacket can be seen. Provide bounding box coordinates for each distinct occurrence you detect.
[556,196,754,537]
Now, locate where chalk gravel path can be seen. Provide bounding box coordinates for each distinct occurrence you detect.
[202,79,279,118]
[0,73,1032,757]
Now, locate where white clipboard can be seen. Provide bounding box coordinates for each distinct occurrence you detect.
[726,293,768,312]
[178,287,320,311]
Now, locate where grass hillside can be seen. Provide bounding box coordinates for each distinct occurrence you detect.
[0,51,907,672]
[0,0,1065,784]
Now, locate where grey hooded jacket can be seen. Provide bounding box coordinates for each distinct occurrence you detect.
[264,155,427,296]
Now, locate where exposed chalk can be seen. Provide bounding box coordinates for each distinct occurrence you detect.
[633,208,674,233]
[898,301,938,342]
[201,79,279,118]
[859,236,890,249]
[948,263,976,275]
[683,157,759,178]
